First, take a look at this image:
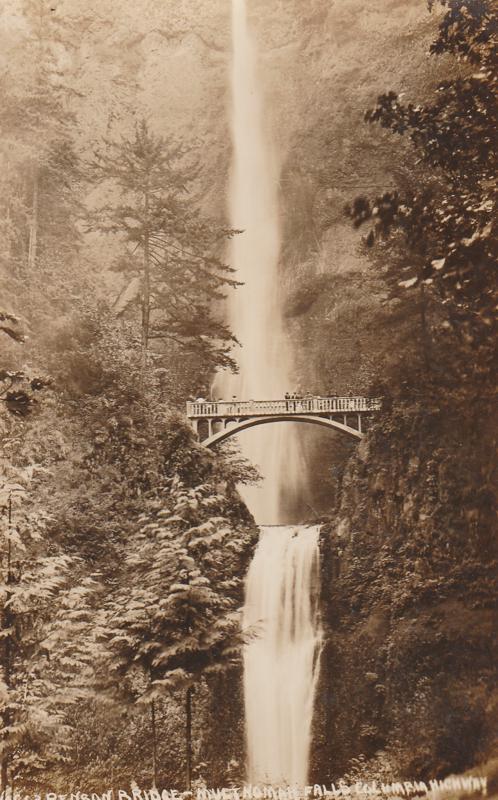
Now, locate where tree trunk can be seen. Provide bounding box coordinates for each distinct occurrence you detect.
[0,738,7,791]
[1,497,13,791]
[141,191,151,382]
[151,700,158,789]
[186,687,193,791]
[419,279,431,372]
[27,170,39,272]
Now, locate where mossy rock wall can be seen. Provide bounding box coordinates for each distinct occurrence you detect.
[311,400,497,781]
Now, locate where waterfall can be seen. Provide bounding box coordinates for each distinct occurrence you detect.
[221,1,323,786]
[218,0,306,525]
[243,525,323,786]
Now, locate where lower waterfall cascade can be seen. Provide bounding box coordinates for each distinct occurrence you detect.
[243,525,323,786]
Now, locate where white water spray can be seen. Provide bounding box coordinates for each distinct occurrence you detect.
[243,525,323,785]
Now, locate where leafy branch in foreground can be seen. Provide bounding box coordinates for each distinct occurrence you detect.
[346,0,497,381]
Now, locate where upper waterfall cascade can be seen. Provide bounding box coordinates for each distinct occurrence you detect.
[215,0,304,525]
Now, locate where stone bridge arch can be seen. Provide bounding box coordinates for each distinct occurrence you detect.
[201,414,363,448]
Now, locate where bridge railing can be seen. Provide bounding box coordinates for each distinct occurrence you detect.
[186,396,382,418]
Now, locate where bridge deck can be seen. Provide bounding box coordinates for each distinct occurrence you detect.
[186,396,382,419]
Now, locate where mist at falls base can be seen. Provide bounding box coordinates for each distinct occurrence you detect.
[212,0,324,789]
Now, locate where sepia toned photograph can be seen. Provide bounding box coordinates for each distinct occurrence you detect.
[0,0,496,795]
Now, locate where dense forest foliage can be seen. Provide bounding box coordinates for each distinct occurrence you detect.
[0,0,495,792]
[0,0,258,790]
[309,0,497,784]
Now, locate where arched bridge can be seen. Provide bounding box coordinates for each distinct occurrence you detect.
[186,396,382,448]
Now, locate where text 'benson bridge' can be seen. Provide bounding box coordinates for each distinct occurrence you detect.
[186,396,382,447]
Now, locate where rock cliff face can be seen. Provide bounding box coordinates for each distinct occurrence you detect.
[312,402,497,781]
[74,0,442,407]
[82,0,441,225]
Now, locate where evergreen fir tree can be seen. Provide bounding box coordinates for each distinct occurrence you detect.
[88,120,240,380]
[103,472,256,788]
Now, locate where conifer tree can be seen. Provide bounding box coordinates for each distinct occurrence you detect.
[0,0,80,277]
[0,445,98,788]
[103,471,255,788]
[89,120,240,380]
